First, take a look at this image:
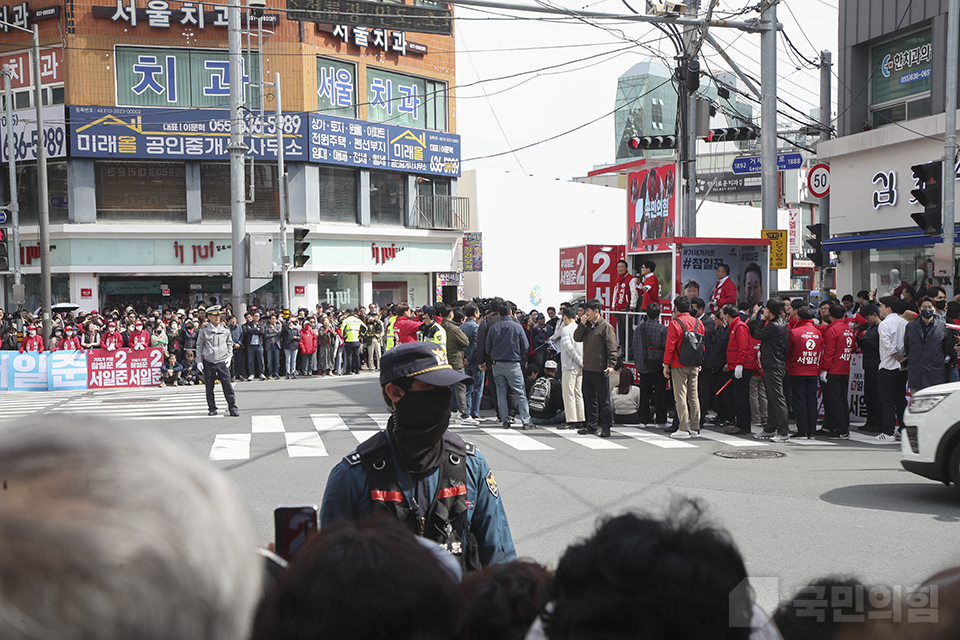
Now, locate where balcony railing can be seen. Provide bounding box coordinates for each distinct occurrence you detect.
[413,194,470,230]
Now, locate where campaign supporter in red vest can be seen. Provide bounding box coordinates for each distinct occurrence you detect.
[721,305,753,434]
[102,323,123,351]
[638,260,659,311]
[128,323,151,351]
[787,308,824,438]
[612,261,638,312]
[392,304,422,345]
[19,325,44,353]
[710,264,737,312]
[820,305,856,439]
[725,314,755,370]
[56,327,84,351]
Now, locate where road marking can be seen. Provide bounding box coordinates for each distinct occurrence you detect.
[351,430,380,444]
[787,437,838,446]
[285,432,329,457]
[209,434,251,460]
[252,415,285,433]
[544,426,627,450]
[611,427,698,449]
[311,414,348,431]
[481,427,555,451]
[697,430,769,447]
[368,413,390,429]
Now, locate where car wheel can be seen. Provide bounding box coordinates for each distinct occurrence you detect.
[949,443,960,490]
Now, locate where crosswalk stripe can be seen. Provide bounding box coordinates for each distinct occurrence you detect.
[368,413,390,429]
[351,430,379,444]
[311,414,348,431]
[481,427,555,451]
[209,434,250,460]
[787,437,838,446]
[697,430,770,447]
[611,427,698,449]
[285,432,328,457]
[544,426,628,450]
[252,415,285,433]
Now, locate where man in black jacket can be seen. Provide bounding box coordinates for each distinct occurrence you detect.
[748,297,789,442]
[855,304,882,433]
[692,298,715,428]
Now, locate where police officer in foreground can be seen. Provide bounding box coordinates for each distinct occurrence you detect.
[195,305,239,417]
[320,342,516,571]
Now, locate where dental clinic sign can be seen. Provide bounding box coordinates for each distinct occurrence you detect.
[871,29,932,105]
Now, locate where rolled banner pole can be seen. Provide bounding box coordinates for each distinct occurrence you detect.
[715,377,732,396]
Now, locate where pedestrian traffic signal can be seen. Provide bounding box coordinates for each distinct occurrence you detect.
[701,127,759,143]
[806,223,824,268]
[628,135,677,150]
[293,227,310,268]
[910,161,943,235]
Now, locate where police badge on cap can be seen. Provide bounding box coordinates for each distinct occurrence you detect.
[379,342,472,388]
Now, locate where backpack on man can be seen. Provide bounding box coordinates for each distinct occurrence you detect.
[673,318,704,367]
[528,376,552,413]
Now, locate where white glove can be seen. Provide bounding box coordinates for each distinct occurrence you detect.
[734,365,743,379]
[197,360,204,372]
[820,371,827,383]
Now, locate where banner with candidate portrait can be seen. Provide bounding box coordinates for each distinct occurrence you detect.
[627,164,677,254]
[677,243,769,309]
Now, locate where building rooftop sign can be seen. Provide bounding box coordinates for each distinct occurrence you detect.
[286,0,452,36]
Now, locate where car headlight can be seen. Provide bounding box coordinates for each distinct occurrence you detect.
[908,394,950,414]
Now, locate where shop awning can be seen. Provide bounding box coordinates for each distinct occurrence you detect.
[823,229,960,252]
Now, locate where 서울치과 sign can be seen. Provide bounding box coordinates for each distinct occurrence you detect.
[286,0,452,35]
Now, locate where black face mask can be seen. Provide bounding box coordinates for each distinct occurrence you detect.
[935,300,946,310]
[390,387,451,473]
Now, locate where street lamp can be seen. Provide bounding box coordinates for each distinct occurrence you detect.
[0,22,50,340]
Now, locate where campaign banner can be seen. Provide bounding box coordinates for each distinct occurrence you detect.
[586,245,626,309]
[9,352,49,391]
[0,352,10,390]
[87,347,164,389]
[559,246,585,292]
[69,105,309,162]
[627,164,677,254]
[48,350,89,390]
[678,244,770,310]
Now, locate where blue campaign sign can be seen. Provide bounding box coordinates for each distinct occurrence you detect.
[731,153,805,175]
[48,350,89,390]
[0,352,10,390]
[69,106,309,162]
[9,352,49,391]
[308,113,461,177]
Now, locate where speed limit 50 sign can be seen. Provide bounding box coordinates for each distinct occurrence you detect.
[808,163,830,198]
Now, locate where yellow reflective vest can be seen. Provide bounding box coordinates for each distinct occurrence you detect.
[385,315,398,350]
[342,316,364,343]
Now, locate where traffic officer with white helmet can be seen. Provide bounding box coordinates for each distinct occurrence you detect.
[195,305,239,417]
[320,341,516,571]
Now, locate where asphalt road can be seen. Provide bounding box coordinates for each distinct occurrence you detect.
[16,373,960,610]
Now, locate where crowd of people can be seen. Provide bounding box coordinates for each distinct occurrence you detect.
[1,416,954,640]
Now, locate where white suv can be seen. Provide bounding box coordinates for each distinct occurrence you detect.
[901,381,960,488]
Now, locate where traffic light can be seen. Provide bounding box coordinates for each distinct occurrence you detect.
[0,227,9,271]
[910,161,943,235]
[806,223,824,268]
[701,127,759,143]
[628,135,677,150]
[293,227,310,268]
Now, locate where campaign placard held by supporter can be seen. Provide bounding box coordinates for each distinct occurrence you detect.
[87,348,164,388]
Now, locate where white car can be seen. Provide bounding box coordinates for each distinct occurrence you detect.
[901,381,960,488]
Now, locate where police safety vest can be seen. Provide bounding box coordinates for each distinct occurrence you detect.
[346,427,481,573]
[385,315,398,350]
[342,317,362,343]
[419,322,447,354]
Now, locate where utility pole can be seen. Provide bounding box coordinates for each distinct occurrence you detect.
[682,0,700,238]
[3,66,21,300]
[275,72,290,314]
[942,0,958,299]
[759,0,777,231]
[228,0,247,317]
[32,25,50,339]
[818,50,832,301]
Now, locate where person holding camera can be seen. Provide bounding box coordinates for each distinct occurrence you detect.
[574,299,618,438]
[748,298,790,443]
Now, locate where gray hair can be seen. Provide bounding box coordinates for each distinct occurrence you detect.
[0,418,263,640]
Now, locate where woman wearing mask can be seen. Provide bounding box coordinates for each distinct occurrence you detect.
[102,321,123,351]
[81,322,101,350]
[317,316,336,376]
[48,326,64,351]
[57,326,84,352]
[299,317,318,376]
[182,320,198,352]
[151,322,169,356]
[167,319,184,360]
[19,325,44,352]
[281,318,301,379]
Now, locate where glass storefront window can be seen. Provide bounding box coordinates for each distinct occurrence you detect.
[370,171,404,226]
[366,67,448,131]
[372,273,428,308]
[317,56,357,118]
[318,273,360,309]
[96,161,187,222]
[319,166,357,223]
[201,162,279,221]
[860,246,937,297]
[5,274,69,312]
[0,161,68,223]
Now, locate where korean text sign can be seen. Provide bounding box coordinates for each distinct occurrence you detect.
[558,246,585,292]
[586,245,625,309]
[627,164,677,254]
[87,347,165,389]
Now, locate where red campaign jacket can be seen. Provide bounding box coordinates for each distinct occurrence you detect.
[786,319,824,376]
[726,316,756,369]
[394,315,421,344]
[612,273,636,312]
[664,312,703,368]
[19,334,44,353]
[639,273,659,311]
[55,336,83,351]
[101,331,123,350]
[711,277,737,312]
[820,318,855,375]
[129,329,151,350]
